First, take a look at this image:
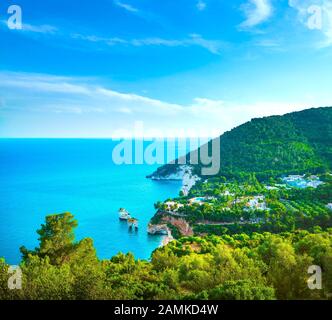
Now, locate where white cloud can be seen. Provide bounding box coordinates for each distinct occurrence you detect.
[132,34,226,54]
[0,73,90,94]
[71,33,128,46]
[114,0,139,13]
[254,38,280,47]
[131,38,184,47]
[2,18,225,55]
[189,34,226,54]
[0,72,325,138]
[239,0,273,29]
[196,1,207,11]
[187,98,313,121]
[72,33,227,55]
[0,20,57,34]
[22,23,58,34]
[0,72,182,117]
[96,87,183,115]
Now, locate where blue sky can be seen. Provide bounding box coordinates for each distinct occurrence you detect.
[0,0,332,137]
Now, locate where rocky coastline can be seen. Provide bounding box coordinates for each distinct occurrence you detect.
[147,165,199,245]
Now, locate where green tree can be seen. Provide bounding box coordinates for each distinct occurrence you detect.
[21,212,78,265]
[208,280,275,300]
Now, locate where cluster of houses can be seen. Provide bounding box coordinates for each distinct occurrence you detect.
[164,196,218,211]
[221,190,235,197]
[282,175,324,189]
[163,197,212,213]
[150,173,331,239]
[164,201,184,212]
[233,195,269,211]
[265,186,279,191]
[244,196,269,211]
[162,193,270,215]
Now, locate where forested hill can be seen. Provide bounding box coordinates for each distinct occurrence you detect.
[151,107,332,179]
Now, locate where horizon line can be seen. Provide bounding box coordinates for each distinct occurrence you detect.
[0,136,219,140]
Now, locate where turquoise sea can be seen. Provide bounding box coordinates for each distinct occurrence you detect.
[0,139,188,264]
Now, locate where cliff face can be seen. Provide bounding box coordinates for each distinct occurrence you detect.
[149,107,332,179]
[147,164,190,180]
[148,165,200,196]
[162,216,194,237]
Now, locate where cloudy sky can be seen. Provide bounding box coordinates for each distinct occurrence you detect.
[0,0,332,138]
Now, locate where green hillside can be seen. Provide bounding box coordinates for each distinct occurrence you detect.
[151,107,332,180]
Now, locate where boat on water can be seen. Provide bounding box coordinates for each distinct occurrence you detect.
[119,208,131,220]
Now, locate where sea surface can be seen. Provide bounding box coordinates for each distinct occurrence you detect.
[0,139,191,264]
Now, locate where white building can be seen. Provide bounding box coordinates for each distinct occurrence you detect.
[189,197,206,206]
[245,196,268,211]
[282,175,324,189]
[265,186,279,191]
[221,190,235,196]
[165,201,184,212]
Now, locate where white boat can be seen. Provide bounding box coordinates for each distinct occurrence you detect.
[119,208,131,220]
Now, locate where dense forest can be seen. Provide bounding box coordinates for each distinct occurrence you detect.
[1,212,331,300]
[151,107,332,180]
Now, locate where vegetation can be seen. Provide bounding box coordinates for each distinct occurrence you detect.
[152,107,332,179]
[1,213,331,300]
[1,107,331,300]
[151,172,332,238]
[166,173,332,236]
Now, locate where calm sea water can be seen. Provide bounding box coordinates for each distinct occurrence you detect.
[0,139,188,264]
